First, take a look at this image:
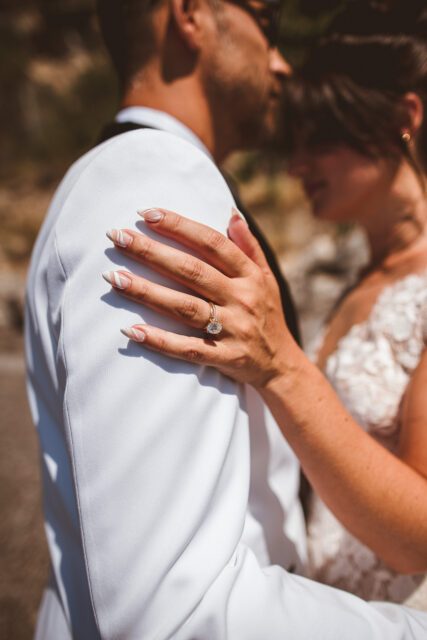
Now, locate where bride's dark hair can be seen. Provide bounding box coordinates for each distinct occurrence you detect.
[283,0,427,173]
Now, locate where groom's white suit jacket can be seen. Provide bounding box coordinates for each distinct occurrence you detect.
[26,108,427,639]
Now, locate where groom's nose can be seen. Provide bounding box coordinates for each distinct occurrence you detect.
[269,48,292,79]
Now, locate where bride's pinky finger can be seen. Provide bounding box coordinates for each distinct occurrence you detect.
[120,325,222,365]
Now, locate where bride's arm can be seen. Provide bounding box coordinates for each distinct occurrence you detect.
[105,208,427,574]
[260,348,427,575]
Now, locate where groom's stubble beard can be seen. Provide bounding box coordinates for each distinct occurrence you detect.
[201,15,281,153]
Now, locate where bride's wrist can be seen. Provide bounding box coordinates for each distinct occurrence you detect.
[258,342,307,397]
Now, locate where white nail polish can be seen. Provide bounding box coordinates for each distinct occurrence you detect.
[137,208,164,223]
[231,207,248,225]
[121,327,146,342]
[106,229,133,247]
[102,271,131,290]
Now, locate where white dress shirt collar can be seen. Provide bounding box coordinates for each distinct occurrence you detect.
[115,107,212,160]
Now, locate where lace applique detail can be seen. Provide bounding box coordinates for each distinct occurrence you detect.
[308,496,425,604]
[308,271,427,609]
[325,272,427,437]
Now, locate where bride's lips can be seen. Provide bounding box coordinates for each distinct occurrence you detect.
[303,180,327,201]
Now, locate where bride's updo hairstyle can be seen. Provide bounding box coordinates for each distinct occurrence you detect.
[283,0,427,175]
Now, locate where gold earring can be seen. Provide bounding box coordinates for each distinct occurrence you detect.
[402,131,412,143]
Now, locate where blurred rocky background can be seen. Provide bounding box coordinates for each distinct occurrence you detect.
[0,0,369,637]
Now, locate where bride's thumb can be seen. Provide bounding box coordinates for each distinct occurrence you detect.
[228,208,269,269]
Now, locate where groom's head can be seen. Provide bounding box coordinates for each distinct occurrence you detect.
[97,0,290,159]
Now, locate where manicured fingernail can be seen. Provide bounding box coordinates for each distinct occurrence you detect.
[102,271,131,290]
[137,208,164,223]
[121,327,146,342]
[231,207,248,225]
[106,229,133,247]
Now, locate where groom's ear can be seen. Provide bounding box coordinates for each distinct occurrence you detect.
[170,0,211,51]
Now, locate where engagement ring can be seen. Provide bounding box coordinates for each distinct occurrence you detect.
[205,302,223,337]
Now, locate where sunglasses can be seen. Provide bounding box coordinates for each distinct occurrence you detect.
[226,0,281,48]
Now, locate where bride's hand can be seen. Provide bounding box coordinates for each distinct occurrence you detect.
[103,208,297,388]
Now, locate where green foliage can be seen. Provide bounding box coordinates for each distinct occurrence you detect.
[0,1,117,183]
[280,0,345,64]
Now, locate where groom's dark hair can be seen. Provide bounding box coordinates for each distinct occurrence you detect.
[96,0,163,89]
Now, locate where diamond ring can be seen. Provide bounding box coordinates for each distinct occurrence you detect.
[205,302,223,337]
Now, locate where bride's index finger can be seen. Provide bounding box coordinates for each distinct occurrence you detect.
[137,208,254,278]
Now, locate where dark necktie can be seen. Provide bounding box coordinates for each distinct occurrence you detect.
[97,122,301,345]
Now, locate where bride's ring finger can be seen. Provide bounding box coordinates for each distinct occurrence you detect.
[102,269,224,331]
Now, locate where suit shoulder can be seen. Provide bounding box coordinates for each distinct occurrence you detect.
[53,130,235,273]
[89,128,221,181]
[55,129,224,207]
[58,129,231,218]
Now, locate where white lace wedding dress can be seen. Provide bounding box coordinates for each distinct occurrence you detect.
[307,272,427,610]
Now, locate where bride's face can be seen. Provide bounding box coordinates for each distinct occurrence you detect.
[288,145,395,224]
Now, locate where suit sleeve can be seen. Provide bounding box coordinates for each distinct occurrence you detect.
[55,130,427,639]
